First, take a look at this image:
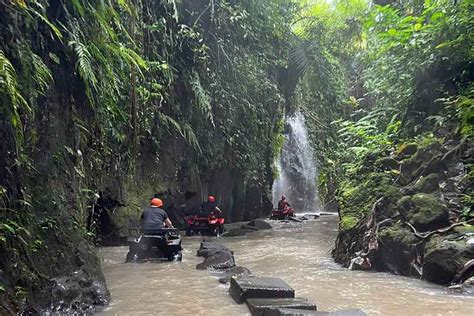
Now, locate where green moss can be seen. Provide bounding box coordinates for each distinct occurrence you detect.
[413,173,439,194]
[408,193,449,230]
[339,215,358,232]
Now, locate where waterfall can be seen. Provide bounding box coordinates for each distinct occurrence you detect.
[272,112,321,213]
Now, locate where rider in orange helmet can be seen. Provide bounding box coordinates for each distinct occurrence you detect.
[140,198,174,234]
[201,195,222,216]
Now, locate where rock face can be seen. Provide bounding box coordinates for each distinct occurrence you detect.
[333,138,474,285]
[246,298,317,316]
[230,276,295,304]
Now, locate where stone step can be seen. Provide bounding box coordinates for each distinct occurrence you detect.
[246,298,317,316]
[230,276,295,304]
[265,308,367,316]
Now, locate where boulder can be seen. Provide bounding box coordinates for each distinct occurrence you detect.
[197,241,230,258]
[398,194,449,231]
[50,269,109,311]
[375,225,419,276]
[242,224,260,231]
[230,276,295,304]
[196,250,235,270]
[266,309,366,316]
[248,219,273,230]
[413,173,439,194]
[423,236,474,285]
[218,266,252,284]
[224,227,253,237]
[246,298,317,316]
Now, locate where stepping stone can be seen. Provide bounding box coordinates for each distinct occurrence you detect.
[230,276,295,304]
[218,266,252,284]
[196,250,235,270]
[197,242,230,257]
[266,309,366,316]
[246,298,317,316]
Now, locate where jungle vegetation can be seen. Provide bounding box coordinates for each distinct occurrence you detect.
[0,0,472,311]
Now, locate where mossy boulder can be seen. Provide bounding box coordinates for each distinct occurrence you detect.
[376,225,419,275]
[413,173,440,194]
[423,235,474,285]
[398,194,449,231]
[375,157,400,171]
[400,142,444,183]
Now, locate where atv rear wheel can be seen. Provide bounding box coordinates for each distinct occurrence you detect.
[126,251,138,263]
[168,251,183,262]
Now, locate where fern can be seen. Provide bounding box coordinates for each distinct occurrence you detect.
[30,53,53,94]
[69,40,97,97]
[190,70,214,126]
[0,50,28,150]
[156,112,202,153]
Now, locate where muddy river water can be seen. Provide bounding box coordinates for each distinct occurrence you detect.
[99,216,474,315]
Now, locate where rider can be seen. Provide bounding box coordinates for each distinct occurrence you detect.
[140,198,174,234]
[201,195,222,217]
[277,195,290,211]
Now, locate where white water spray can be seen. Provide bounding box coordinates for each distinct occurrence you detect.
[272,112,321,213]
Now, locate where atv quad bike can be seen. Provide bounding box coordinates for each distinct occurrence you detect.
[185,213,225,237]
[126,228,182,262]
[270,206,295,220]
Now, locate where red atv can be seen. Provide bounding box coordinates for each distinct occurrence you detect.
[270,205,295,220]
[186,213,225,236]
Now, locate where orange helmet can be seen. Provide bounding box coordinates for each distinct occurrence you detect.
[150,198,163,207]
[208,195,215,203]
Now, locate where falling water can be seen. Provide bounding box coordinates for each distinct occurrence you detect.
[272,112,321,213]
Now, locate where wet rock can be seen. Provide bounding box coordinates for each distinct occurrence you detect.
[423,236,474,285]
[413,173,440,194]
[397,143,418,159]
[248,219,273,230]
[196,250,235,270]
[197,241,230,258]
[242,224,260,231]
[267,309,367,316]
[399,194,449,231]
[230,276,295,304]
[218,266,252,284]
[224,227,253,237]
[348,257,371,271]
[246,298,317,316]
[376,225,419,276]
[50,270,110,312]
[288,217,303,223]
[448,277,474,295]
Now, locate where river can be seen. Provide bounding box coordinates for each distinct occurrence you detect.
[99,216,474,315]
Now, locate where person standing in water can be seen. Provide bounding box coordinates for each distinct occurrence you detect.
[140,198,174,234]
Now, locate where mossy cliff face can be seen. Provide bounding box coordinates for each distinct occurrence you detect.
[0,0,287,313]
[332,137,474,285]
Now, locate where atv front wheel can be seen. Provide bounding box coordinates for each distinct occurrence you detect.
[186,228,194,236]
